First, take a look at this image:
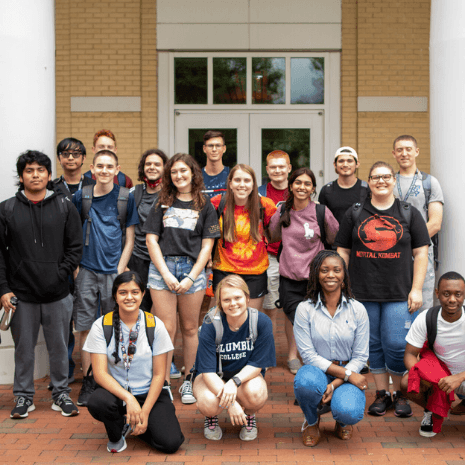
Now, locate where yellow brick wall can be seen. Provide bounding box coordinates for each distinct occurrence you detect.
[55,0,158,183]
[341,0,431,181]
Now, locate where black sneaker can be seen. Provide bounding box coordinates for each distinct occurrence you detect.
[393,391,412,417]
[52,393,79,417]
[419,410,436,437]
[368,390,392,416]
[77,375,95,407]
[10,396,35,419]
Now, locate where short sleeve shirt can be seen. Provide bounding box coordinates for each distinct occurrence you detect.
[335,199,430,301]
[195,310,276,379]
[83,311,173,396]
[72,185,139,274]
[142,196,220,262]
[211,195,277,275]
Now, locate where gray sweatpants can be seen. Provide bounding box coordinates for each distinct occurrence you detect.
[10,294,73,401]
[419,245,435,313]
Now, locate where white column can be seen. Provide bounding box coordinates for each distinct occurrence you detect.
[430,0,465,278]
[0,0,55,383]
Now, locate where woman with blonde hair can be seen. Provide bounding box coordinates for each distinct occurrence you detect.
[211,164,277,312]
[193,274,276,442]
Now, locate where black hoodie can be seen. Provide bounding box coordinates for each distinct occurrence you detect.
[0,189,83,303]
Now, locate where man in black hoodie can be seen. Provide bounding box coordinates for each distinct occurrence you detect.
[0,151,83,419]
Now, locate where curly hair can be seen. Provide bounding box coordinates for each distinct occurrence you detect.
[110,271,145,364]
[306,250,353,307]
[156,153,206,211]
[279,167,317,228]
[137,149,168,182]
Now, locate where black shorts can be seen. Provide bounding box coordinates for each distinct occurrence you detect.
[278,275,308,324]
[212,270,268,299]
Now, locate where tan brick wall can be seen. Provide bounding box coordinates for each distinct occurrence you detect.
[55,0,158,183]
[341,0,431,181]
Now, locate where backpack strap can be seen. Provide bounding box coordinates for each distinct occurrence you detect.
[143,311,156,348]
[202,307,224,376]
[420,171,431,218]
[117,172,127,187]
[117,187,130,231]
[351,200,365,225]
[399,200,412,227]
[247,307,259,343]
[102,312,114,347]
[133,184,145,210]
[3,197,16,239]
[81,185,94,246]
[315,203,326,246]
[425,305,441,351]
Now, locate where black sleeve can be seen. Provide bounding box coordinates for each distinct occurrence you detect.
[334,207,354,249]
[409,206,431,249]
[0,203,10,297]
[200,199,221,239]
[141,203,163,236]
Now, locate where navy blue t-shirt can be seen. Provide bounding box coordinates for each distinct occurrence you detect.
[195,310,276,379]
[73,185,139,274]
[202,166,230,198]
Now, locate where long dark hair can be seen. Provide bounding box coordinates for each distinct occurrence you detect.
[110,271,145,364]
[280,168,317,228]
[306,250,353,307]
[157,153,206,211]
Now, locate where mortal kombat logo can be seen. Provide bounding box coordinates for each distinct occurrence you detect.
[358,215,403,252]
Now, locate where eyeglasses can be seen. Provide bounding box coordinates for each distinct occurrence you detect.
[369,174,394,182]
[205,144,224,149]
[59,150,82,159]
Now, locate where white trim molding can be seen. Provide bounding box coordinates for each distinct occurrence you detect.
[357,96,428,112]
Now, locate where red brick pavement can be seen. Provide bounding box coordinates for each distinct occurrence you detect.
[0,311,464,464]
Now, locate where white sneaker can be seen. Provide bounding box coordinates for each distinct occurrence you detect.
[239,414,258,441]
[178,379,196,404]
[419,410,436,437]
[204,416,222,440]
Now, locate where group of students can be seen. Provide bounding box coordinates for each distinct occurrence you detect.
[1,129,464,455]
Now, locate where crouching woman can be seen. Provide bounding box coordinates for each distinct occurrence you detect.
[293,250,369,447]
[193,275,276,441]
[84,271,184,454]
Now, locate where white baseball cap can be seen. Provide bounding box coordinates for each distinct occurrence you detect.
[334,146,358,161]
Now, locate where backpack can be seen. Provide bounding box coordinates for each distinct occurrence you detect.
[200,306,259,377]
[425,305,442,352]
[132,184,145,209]
[102,310,156,348]
[80,185,130,247]
[350,199,412,228]
[276,202,326,261]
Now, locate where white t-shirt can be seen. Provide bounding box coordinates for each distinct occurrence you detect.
[406,308,465,377]
[84,310,173,395]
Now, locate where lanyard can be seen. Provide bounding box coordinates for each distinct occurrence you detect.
[61,175,83,193]
[396,170,419,202]
[120,313,141,391]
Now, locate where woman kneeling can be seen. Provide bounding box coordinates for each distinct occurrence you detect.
[84,272,184,454]
[293,251,369,447]
[193,275,276,441]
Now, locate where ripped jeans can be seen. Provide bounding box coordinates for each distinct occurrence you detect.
[362,301,417,376]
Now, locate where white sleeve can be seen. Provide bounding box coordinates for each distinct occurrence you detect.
[405,311,428,348]
[152,316,174,356]
[83,317,108,354]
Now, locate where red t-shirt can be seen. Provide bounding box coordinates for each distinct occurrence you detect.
[263,183,288,256]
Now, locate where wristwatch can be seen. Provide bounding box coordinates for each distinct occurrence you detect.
[344,369,352,382]
[232,376,242,387]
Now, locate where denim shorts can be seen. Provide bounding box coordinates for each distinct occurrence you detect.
[147,256,206,294]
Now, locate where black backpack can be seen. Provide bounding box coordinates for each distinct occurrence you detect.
[350,199,412,228]
[425,305,442,352]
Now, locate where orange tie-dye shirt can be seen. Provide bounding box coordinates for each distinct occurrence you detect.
[211,195,277,275]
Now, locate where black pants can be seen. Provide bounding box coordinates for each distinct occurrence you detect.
[87,386,184,454]
[127,254,153,313]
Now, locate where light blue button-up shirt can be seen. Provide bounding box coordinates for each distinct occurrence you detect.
[294,295,369,374]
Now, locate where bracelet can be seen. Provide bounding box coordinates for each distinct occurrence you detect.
[331,383,334,392]
[186,275,195,283]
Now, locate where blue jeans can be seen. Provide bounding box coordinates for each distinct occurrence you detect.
[294,365,365,427]
[362,301,417,376]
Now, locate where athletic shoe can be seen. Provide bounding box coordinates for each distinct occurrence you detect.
[10,396,35,419]
[107,422,131,453]
[393,391,412,417]
[170,362,182,379]
[179,379,196,404]
[52,393,79,417]
[419,410,436,437]
[239,414,258,441]
[77,375,95,407]
[204,416,222,440]
[287,359,302,375]
[368,390,392,416]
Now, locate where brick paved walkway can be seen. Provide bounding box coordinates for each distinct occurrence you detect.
[1,311,464,464]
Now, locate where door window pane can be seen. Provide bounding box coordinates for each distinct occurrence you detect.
[291,58,324,104]
[261,129,310,185]
[188,129,238,171]
[213,58,246,104]
[175,58,207,104]
[252,58,285,104]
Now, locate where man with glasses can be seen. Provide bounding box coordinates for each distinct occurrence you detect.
[202,130,229,198]
[392,135,444,313]
[54,138,95,199]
